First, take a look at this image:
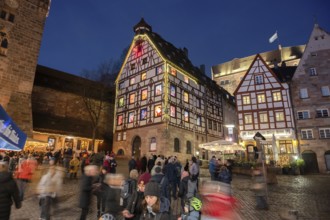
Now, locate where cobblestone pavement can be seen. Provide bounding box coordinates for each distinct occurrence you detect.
[10,161,330,220]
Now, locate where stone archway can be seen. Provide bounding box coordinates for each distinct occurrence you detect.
[302,150,319,173]
[132,136,141,159]
[325,150,330,171]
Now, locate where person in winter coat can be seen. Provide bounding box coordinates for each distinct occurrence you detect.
[16,154,38,201]
[95,166,108,218]
[178,165,190,211]
[178,197,202,220]
[0,162,21,220]
[79,165,99,220]
[8,154,18,174]
[149,166,170,200]
[217,165,232,184]
[122,179,146,220]
[103,173,125,218]
[140,182,170,220]
[147,156,155,173]
[69,156,80,179]
[208,156,217,181]
[108,156,118,174]
[251,167,268,210]
[122,169,139,208]
[128,156,137,173]
[36,164,63,220]
[140,155,148,173]
[164,156,178,200]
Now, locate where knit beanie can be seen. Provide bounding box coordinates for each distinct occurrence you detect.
[144,182,160,197]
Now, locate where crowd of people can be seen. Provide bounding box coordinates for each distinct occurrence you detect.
[0,149,248,220]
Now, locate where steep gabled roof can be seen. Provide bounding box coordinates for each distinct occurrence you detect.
[131,19,234,103]
[234,54,295,95]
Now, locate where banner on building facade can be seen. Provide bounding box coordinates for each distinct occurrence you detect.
[0,105,27,151]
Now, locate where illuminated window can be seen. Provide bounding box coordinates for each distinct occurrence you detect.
[117,115,123,126]
[255,75,263,85]
[170,67,177,76]
[257,94,266,103]
[170,105,176,117]
[170,84,176,97]
[273,91,282,101]
[259,113,268,123]
[196,116,201,126]
[275,112,284,121]
[242,95,250,105]
[155,84,162,96]
[155,105,162,117]
[133,44,142,57]
[279,140,293,153]
[128,112,134,123]
[244,114,252,124]
[123,132,127,140]
[301,129,313,139]
[117,133,121,141]
[184,75,189,83]
[156,65,163,74]
[141,89,148,101]
[130,77,135,85]
[140,108,147,120]
[118,97,124,107]
[129,93,135,104]
[184,111,189,122]
[141,72,147,81]
[184,92,189,103]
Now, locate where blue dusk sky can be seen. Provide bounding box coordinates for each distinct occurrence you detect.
[38,0,330,77]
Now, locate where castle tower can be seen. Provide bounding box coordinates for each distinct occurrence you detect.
[0,0,51,137]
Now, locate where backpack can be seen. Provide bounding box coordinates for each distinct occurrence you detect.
[121,179,133,199]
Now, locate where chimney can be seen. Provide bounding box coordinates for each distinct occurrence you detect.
[200,64,205,74]
[183,47,188,57]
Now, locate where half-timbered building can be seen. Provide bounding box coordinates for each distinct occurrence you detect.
[113,19,236,161]
[234,54,297,165]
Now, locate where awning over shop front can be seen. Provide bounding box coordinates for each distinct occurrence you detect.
[199,140,245,152]
[0,105,27,151]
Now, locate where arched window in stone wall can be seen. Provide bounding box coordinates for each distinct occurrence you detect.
[117,149,125,156]
[186,141,192,154]
[174,138,180,153]
[0,32,8,56]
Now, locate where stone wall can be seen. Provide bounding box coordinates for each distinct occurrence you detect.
[0,0,49,137]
